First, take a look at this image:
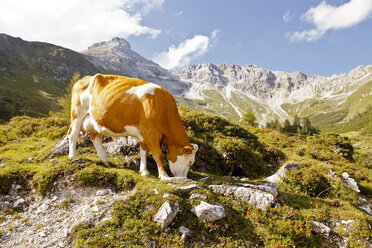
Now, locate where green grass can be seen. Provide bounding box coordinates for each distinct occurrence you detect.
[0,110,371,247]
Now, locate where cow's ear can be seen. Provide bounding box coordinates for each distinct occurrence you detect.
[183,146,193,154]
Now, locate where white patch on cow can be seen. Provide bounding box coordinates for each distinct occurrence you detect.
[126,82,161,99]
[123,125,144,142]
[169,144,198,178]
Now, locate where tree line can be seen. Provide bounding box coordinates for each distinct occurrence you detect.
[265,115,319,135]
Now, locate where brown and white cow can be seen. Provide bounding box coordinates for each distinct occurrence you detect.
[68,74,198,180]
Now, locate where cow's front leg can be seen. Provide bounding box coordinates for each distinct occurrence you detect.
[152,149,169,180]
[68,117,83,159]
[139,146,150,177]
[91,133,109,165]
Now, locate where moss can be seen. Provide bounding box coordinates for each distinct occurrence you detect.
[60,196,74,210]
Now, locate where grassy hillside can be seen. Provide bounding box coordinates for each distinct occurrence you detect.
[0,33,99,123]
[282,80,372,133]
[0,110,371,247]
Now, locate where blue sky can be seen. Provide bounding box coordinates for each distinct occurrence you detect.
[1,0,372,76]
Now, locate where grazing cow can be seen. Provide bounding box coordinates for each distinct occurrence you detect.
[68,74,198,180]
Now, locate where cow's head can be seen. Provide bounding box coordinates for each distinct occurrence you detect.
[169,143,198,178]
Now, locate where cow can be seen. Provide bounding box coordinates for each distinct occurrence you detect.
[68,74,198,180]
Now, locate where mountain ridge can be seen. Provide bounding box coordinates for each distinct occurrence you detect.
[177,63,372,130]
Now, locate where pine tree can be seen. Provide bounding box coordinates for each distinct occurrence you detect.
[282,119,291,133]
[292,115,301,133]
[274,119,281,131]
[243,108,257,126]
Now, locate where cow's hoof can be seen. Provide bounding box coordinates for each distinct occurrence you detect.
[159,175,171,181]
[141,171,150,177]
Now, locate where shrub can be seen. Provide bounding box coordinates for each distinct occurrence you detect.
[180,111,284,178]
[307,133,354,161]
[285,167,331,197]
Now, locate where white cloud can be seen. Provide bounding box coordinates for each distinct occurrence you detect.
[153,30,220,70]
[172,10,183,16]
[123,0,165,15]
[282,11,291,22]
[289,0,372,42]
[0,0,164,51]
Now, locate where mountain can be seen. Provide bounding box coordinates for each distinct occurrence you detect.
[0,33,99,122]
[177,63,372,132]
[82,37,189,95]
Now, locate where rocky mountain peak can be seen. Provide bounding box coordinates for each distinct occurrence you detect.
[87,37,131,50]
[83,38,189,95]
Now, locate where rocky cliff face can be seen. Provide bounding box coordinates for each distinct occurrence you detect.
[82,37,189,95]
[178,63,372,127]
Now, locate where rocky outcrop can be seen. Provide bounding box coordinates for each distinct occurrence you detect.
[0,179,134,248]
[209,182,277,210]
[50,136,139,158]
[171,184,202,193]
[102,137,139,156]
[340,172,360,193]
[49,136,69,158]
[191,201,226,222]
[152,201,179,229]
[311,221,347,248]
[264,162,300,183]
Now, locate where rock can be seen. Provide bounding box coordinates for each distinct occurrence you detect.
[102,136,139,156]
[13,198,25,208]
[312,221,331,238]
[143,204,154,212]
[39,232,47,237]
[162,193,171,198]
[189,193,207,200]
[36,202,49,214]
[191,201,226,222]
[0,163,5,167]
[199,177,210,182]
[164,177,194,184]
[179,226,191,242]
[49,136,69,158]
[179,226,191,235]
[172,184,201,193]
[153,188,159,195]
[311,221,347,248]
[341,172,360,193]
[96,189,111,196]
[209,182,277,211]
[153,201,179,229]
[328,169,337,179]
[91,206,99,212]
[264,162,300,183]
[58,242,66,248]
[15,185,22,190]
[358,197,372,215]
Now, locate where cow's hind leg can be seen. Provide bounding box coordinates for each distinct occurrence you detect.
[91,133,109,165]
[68,117,84,159]
[139,144,150,177]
